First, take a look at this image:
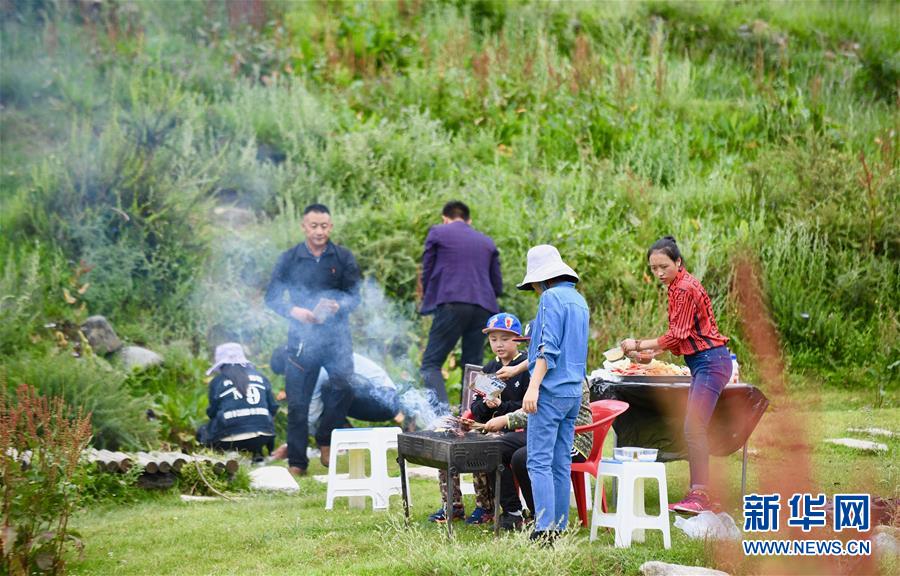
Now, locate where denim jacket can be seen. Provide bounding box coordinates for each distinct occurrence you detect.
[527,281,589,397]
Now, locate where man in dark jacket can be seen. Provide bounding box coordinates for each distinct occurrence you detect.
[265,203,361,475]
[419,201,503,411]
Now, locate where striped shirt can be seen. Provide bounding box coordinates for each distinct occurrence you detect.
[657,268,729,356]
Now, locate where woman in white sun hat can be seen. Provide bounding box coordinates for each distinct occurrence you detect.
[516,245,589,543]
[197,342,279,461]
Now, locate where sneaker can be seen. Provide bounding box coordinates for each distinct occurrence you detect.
[529,530,556,548]
[428,506,465,523]
[465,507,494,525]
[499,511,524,531]
[672,489,713,515]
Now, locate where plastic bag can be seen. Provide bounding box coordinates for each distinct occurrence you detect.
[674,511,741,541]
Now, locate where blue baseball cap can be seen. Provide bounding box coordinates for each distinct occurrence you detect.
[482,313,523,336]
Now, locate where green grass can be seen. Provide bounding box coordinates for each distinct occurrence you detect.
[67,404,899,576]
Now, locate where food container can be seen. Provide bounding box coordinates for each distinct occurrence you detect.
[613,446,658,462]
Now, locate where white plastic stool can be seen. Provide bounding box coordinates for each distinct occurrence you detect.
[590,459,671,548]
[325,427,408,511]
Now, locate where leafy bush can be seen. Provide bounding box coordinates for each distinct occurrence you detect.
[176,458,250,496]
[0,385,93,576]
[77,461,145,507]
[0,243,83,358]
[2,352,157,451]
[122,344,209,449]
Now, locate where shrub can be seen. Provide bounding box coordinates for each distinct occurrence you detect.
[0,384,93,576]
[2,352,157,451]
[121,344,208,449]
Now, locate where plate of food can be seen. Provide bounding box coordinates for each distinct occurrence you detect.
[605,358,692,382]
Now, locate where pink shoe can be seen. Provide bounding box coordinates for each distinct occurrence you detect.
[671,489,713,515]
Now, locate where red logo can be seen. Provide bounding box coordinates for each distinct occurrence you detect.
[504,316,514,329]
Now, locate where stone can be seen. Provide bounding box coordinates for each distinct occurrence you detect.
[824,438,888,452]
[212,206,255,228]
[249,466,300,493]
[119,346,164,371]
[81,315,122,355]
[847,427,896,438]
[640,561,730,576]
[873,526,900,558]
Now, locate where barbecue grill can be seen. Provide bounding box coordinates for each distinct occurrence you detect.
[397,430,506,536]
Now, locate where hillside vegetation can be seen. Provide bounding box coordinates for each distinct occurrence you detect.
[1,0,897,449]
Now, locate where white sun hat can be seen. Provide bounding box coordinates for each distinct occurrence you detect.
[516,244,579,291]
[207,342,252,375]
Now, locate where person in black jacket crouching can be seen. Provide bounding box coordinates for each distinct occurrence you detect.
[197,342,279,461]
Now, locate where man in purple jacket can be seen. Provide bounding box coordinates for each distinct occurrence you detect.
[419,201,503,411]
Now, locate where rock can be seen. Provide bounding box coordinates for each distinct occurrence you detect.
[873,526,900,557]
[640,561,730,576]
[824,438,888,452]
[212,206,255,228]
[81,315,122,355]
[119,346,164,371]
[848,427,896,438]
[249,466,299,493]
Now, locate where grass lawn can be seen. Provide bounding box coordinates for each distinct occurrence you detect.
[68,402,899,576]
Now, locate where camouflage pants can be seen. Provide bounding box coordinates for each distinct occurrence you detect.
[438,469,494,512]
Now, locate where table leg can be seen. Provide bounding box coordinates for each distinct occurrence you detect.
[398,455,410,525]
[493,464,503,538]
[741,441,748,498]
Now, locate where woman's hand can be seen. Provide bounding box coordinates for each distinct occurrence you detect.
[482,416,508,432]
[523,387,539,414]
[276,390,287,401]
[620,338,638,353]
[485,397,501,409]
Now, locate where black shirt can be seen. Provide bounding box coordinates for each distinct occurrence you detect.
[470,352,529,422]
[264,241,361,345]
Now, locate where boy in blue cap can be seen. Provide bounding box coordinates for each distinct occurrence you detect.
[428,312,530,524]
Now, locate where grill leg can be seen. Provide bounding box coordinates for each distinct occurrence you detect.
[398,455,410,526]
[493,464,503,538]
[446,463,456,539]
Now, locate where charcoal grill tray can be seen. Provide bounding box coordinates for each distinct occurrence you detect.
[397,431,503,473]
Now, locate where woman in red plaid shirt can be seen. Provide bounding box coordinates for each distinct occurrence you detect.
[620,236,732,514]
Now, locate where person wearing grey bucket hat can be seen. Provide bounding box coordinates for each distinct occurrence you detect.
[197,343,278,461]
[517,244,589,543]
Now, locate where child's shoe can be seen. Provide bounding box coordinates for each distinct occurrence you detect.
[428,505,465,523]
[464,507,494,525]
[499,511,524,531]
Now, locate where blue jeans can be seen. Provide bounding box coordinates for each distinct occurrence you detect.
[683,346,732,489]
[526,392,581,532]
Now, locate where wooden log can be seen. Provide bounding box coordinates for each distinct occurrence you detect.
[135,453,158,474]
[111,451,133,472]
[149,452,171,474]
[93,449,124,472]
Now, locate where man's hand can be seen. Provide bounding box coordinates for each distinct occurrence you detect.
[290,306,319,324]
[620,338,638,353]
[482,416,508,432]
[276,390,287,402]
[319,298,340,313]
[485,397,501,409]
[523,387,539,414]
[495,362,526,381]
